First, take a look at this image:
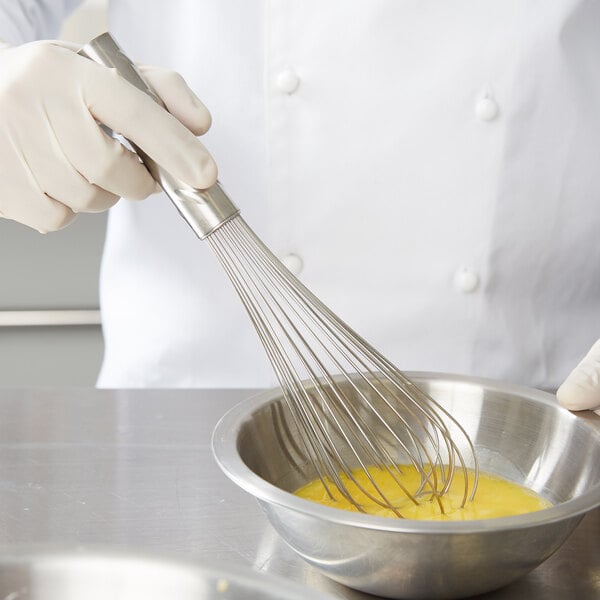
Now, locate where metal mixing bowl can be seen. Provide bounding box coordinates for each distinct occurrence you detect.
[0,548,336,599]
[212,372,600,599]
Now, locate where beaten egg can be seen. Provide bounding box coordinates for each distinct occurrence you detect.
[295,464,551,520]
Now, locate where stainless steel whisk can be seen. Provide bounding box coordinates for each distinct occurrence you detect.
[82,33,479,516]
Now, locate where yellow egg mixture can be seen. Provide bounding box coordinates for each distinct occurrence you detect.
[295,465,551,520]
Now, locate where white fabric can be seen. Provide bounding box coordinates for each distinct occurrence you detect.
[0,0,80,45]
[0,39,216,232]
[1,0,599,390]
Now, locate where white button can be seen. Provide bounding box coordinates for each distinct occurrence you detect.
[475,97,499,122]
[276,68,300,94]
[453,268,480,294]
[281,253,303,275]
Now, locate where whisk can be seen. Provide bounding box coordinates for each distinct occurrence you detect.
[81,33,479,517]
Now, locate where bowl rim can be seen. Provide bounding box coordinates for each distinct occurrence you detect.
[0,545,337,599]
[212,371,600,534]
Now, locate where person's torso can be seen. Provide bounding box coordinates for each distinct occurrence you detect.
[98,0,600,388]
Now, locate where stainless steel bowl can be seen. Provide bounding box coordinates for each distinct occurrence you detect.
[212,372,600,599]
[0,548,336,599]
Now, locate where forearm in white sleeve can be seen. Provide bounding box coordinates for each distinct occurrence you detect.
[0,0,83,45]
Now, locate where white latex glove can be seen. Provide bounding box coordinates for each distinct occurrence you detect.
[0,40,217,233]
[556,339,600,415]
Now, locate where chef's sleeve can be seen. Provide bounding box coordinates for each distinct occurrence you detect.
[0,0,83,44]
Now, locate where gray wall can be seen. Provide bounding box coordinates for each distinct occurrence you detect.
[0,215,107,386]
[0,1,109,387]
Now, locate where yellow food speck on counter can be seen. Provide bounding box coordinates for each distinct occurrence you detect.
[295,465,551,520]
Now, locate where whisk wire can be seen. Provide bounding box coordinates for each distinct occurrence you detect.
[209,227,367,506]
[212,223,411,513]
[223,222,441,511]
[207,216,479,515]
[225,221,456,508]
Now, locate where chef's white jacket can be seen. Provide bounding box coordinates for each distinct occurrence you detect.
[2,0,599,389]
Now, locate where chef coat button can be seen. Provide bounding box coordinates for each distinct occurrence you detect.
[276,68,301,94]
[475,97,499,122]
[453,268,480,294]
[281,253,303,275]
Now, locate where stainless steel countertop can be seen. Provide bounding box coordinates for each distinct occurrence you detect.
[0,388,598,599]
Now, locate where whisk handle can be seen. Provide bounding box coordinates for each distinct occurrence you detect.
[78,32,239,239]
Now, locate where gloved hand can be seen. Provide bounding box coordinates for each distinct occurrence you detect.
[0,40,217,233]
[556,339,600,415]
